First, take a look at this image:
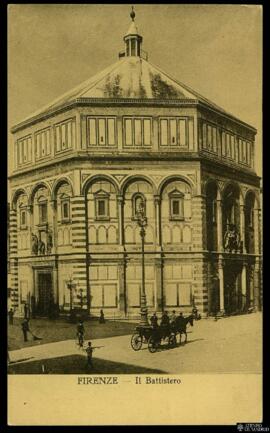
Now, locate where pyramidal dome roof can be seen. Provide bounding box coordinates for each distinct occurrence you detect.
[12,8,255,131]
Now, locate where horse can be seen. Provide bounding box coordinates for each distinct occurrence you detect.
[173,315,194,345]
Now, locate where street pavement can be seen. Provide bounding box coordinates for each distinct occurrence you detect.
[8,312,262,374]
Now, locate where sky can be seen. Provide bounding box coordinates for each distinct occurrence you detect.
[8,4,262,175]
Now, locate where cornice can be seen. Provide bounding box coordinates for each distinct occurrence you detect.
[11,98,199,133]
[11,97,257,135]
[198,101,257,133]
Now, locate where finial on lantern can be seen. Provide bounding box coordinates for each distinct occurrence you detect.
[130,6,135,21]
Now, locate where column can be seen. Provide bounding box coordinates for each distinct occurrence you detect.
[154,195,161,247]
[155,257,164,312]
[50,200,57,253]
[117,195,124,247]
[253,258,261,311]
[218,258,225,313]
[216,199,223,252]
[70,195,89,311]
[254,208,261,255]
[192,195,207,251]
[240,203,246,253]
[27,205,33,253]
[249,265,254,308]
[241,262,247,311]
[118,257,127,317]
[9,208,19,309]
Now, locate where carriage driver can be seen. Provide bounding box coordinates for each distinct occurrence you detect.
[160,311,170,326]
[170,310,177,325]
[176,311,185,327]
[150,312,159,328]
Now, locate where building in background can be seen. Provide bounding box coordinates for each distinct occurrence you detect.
[8,9,262,318]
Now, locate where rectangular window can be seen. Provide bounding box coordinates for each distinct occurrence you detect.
[202,123,207,149]
[125,119,133,146]
[231,135,235,160]
[212,127,217,152]
[17,137,32,165]
[98,119,106,145]
[143,119,151,145]
[18,142,22,165]
[128,283,141,307]
[56,126,61,152]
[88,118,96,146]
[91,284,103,307]
[61,200,70,221]
[46,130,51,155]
[39,202,47,224]
[103,284,117,307]
[134,119,142,146]
[179,283,192,306]
[179,119,186,146]
[61,124,67,149]
[242,140,247,163]
[98,200,105,216]
[170,196,184,219]
[55,119,75,152]
[226,134,231,157]
[131,39,136,56]
[188,119,194,150]
[95,196,109,220]
[20,209,27,228]
[41,132,46,156]
[221,132,226,156]
[170,119,177,145]
[23,140,28,162]
[107,118,115,146]
[207,125,212,150]
[165,283,178,306]
[160,119,168,146]
[27,138,32,161]
[172,200,179,216]
[67,122,72,148]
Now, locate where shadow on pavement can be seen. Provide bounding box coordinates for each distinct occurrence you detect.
[8,354,166,374]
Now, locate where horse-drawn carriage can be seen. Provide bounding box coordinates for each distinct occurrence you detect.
[130,315,193,353]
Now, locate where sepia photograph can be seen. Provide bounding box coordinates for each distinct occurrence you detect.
[7,3,263,425]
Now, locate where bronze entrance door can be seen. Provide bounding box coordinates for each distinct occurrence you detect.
[37,272,53,316]
[224,264,241,314]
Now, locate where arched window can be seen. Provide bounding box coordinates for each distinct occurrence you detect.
[38,197,48,225]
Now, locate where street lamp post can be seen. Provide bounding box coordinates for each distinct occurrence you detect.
[136,198,149,326]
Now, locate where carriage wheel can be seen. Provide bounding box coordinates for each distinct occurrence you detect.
[169,334,176,347]
[131,334,143,351]
[148,336,158,353]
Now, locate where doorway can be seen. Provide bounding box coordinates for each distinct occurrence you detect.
[224,263,241,314]
[37,272,53,316]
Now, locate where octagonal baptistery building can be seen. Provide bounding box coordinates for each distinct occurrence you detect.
[9,10,262,319]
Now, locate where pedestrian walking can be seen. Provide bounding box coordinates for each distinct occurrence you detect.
[8,308,14,325]
[77,320,85,347]
[24,303,30,319]
[21,318,30,342]
[99,309,105,324]
[85,341,94,370]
